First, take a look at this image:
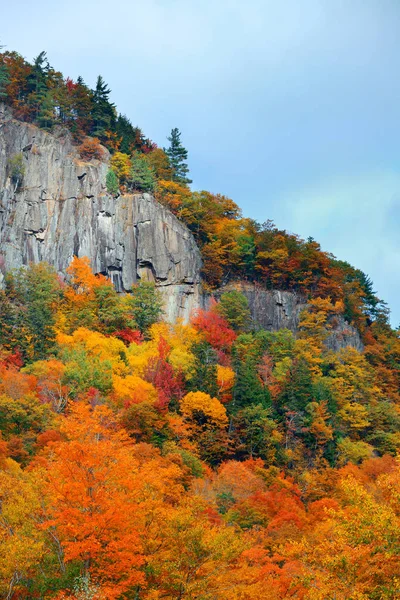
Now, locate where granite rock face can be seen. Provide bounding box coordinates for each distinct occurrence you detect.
[0,108,363,351]
[212,282,364,352]
[0,107,202,322]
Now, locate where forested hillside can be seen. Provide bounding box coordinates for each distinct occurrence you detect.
[0,47,399,600]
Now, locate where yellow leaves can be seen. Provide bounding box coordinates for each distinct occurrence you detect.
[217,365,235,401]
[110,151,132,181]
[338,402,371,430]
[57,327,128,376]
[126,321,197,378]
[294,338,323,377]
[0,458,45,598]
[298,298,344,348]
[257,247,289,265]
[337,438,374,465]
[180,391,228,428]
[112,374,158,407]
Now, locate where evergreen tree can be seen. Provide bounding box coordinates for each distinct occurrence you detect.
[91,75,116,140]
[106,169,119,195]
[116,114,140,154]
[27,51,51,120]
[129,153,156,192]
[72,76,93,137]
[216,291,252,332]
[36,91,55,130]
[277,358,313,413]
[0,63,10,99]
[126,281,163,337]
[232,354,271,413]
[189,342,219,397]
[164,127,192,184]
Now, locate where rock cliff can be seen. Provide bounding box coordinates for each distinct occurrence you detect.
[0,107,202,322]
[0,108,363,351]
[211,282,364,352]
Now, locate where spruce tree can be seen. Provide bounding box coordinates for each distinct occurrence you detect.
[232,355,271,413]
[0,63,9,99]
[189,342,218,397]
[106,170,119,196]
[164,127,192,184]
[129,154,155,192]
[91,75,116,140]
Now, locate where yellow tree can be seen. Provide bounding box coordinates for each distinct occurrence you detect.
[0,458,45,599]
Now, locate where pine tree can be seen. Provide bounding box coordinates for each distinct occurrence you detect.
[0,63,10,99]
[189,342,219,398]
[232,355,271,413]
[129,153,156,192]
[106,169,119,196]
[36,91,55,130]
[91,75,116,140]
[164,127,192,184]
[27,51,51,120]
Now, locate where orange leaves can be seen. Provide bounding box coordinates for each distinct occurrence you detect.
[37,402,145,597]
[78,137,105,162]
[65,256,111,301]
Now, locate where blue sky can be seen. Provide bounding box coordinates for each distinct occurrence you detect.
[2,0,400,325]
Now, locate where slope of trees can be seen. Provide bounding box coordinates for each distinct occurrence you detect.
[0,258,398,598]
[0,46,399,598]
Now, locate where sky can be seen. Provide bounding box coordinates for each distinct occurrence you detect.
[2,0,400,325]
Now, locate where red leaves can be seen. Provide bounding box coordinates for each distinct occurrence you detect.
[192,302,237,350]
[114,328,143,345]
[144,337,185,411]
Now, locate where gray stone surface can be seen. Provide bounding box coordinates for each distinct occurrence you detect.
[211,281,364,352]
[0,107,202,322]
[0,107,363,351]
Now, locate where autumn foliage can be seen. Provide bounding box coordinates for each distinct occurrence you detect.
[0,44,400,599]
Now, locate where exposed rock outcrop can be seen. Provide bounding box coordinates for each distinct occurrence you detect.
[211,281,364,352]
[0,107,202,322]
[0,107,363,351]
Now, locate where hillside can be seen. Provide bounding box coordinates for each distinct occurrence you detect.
[0,48,399,600]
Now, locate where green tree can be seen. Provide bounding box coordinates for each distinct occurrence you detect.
[126,281,163,336]
[0,62,10,98]
[5,263,61,361]
[94,285,134,334]
[216,290,251,332]
[36,90,55,130]
[189,342,219,398]
[129,153,156,192]
[106,169,119,195]
[164,127,192,184]
[91,75,115,140]
[276,357,313,413]
[232,354,271,412]
[8,153,25,190]
[231,404,278,460]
